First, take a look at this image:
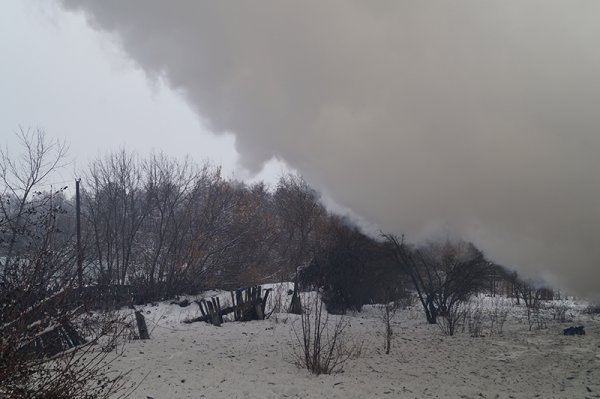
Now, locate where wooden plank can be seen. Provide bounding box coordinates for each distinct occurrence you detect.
[230,291,236,319]
[207,299,221,326]
[214,297,223,324]
[63,322,87,347]
[197,300,207,317]
[183,305,237,324]
[261,289,271,317]
[236,290,243,320]
[255,302,264,320]
[135,310,150,339]
[205,300,214,326]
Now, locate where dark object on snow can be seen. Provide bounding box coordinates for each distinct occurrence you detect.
[9,289,88,359]
[288,281,302,315]
[135,310,150,339]
[18,319,87,358]
[185,286,271,326]
[563,325,585,336]
[179,299,190,307]
[170,299,190,307]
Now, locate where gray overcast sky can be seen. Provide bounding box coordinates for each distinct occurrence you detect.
[0,0,284,185]
[2,1,600,297]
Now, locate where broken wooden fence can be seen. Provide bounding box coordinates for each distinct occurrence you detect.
[185,286,271,326]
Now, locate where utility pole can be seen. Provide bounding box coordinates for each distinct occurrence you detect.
[76,178,83,289]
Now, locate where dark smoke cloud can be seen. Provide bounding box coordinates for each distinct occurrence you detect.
[57,1,600,297]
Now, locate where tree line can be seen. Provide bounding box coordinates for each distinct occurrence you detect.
[1,129,554,316]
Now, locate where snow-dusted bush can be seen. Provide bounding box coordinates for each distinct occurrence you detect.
[290,291,360,374]
[0,297,131,398]
[488,297,511,335]
[465,300,485,337]
[549,299,570,323]
[584,304,600,315]
[438,302,466,336]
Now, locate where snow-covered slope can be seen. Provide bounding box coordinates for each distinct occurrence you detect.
[112,290,600,398]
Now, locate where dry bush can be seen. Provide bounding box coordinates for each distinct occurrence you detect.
[379,299,400,355]
[525,302,537,331]
[0,303,131,398]
[534,313,547,330]
[584,304,600,315]
[438,302,466,336]
[465,300,485,337]
[549,299,570,323]
[378,291,412,354]
[533,305,548,330]
[513,280,551,331]
[290,292,360,375]
[77,310,137,348]
[524,301,549,331]
[488,297,511,335]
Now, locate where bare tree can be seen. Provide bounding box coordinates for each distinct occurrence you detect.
[384,234,437,323]
[211,181,279,289]
[274,174,325,314]
[81,151,289,299]
[0,130,128,398]
[513,278,549,331]
[385,235,491,330]
[84,150,149,286]
[178,173,258,291]
[1,128,68,278]
[133,153,201,299]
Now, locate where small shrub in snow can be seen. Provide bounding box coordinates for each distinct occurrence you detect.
[529,303,548,331]
[583,304,600,315]
[549,299,570,323]
[291,291,359,374]
[377,295,410,354]
[437,302,466,336]
[465,301,485,337]
[1,308,131,399]
[379,301,398,354]
[271,313,288,325]
[488,297,511,335]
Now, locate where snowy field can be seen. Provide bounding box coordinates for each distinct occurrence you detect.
[109,288,600,399]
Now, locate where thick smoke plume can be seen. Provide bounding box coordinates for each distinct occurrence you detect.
[57,1,600,297]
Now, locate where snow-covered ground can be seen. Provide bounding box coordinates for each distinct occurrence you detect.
[109,288,600,398]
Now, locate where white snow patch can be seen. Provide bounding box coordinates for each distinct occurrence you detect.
[106,288,600,398]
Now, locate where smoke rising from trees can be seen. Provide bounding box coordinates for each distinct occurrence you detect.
[56,1,600,297]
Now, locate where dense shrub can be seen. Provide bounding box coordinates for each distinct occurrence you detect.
[301,216,404,314]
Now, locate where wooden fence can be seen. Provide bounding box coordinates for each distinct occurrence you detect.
[185,286,271,326]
